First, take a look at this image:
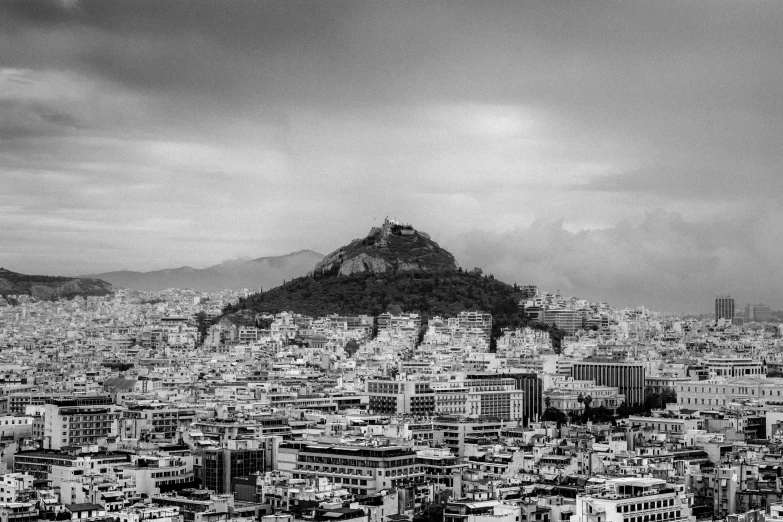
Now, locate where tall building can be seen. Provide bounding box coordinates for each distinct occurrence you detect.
[542,308,582,334]
[201,439,271,494]
[745,303,772,322]
[570,358,646,406]
[715,295,735,320]
[466,372,543,425]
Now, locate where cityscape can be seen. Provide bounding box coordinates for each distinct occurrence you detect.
[2,3,783,522]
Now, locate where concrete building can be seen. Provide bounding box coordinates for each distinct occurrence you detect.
[715,295,735,320]
[278,441,424,496]
[570,358,646,406]
[704,357,765,378]
[570,477,694,522]
[366,379,435,416]
[42,402,120,450]
[466,372,543,426]
[201,439,268,494]
[433,416,505,457]
[0,474,33,503]
[119,505,184,522]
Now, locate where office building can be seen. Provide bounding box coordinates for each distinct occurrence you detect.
[745,303,772,322]
[278,441,424,496]
[715,295,735,320]
[570,358,646,406]
[466,372,543,425]
[201,439,276,494]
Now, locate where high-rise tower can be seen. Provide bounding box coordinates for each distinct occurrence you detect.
[715,295,735,320]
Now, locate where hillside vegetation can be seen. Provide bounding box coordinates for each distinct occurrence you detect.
[0,268,114,300]
[221,270,567,351]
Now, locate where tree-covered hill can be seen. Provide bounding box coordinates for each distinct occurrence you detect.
[225,270,515,319]
[220,269,567,351]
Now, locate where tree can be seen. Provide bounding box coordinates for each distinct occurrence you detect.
[544,396,551,409]
[583,394,593,421]
[416,501,444,522]
[542,406,568,426]
[660,387,677,407]
[344,339,360,358]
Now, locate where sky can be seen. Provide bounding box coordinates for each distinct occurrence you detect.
[1,0,782,313]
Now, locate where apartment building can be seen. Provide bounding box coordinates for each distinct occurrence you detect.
[433,416,505,457]
[120,405,197,442]
[42,402,120,450]
[191,415,291,443]
[431,378,525,420]
[366,379,435,416]
[0,473,33,503]
[14,450,130,480]
[570,477,695,522]
[119,506,184,522]
[278,441,424,496]
[117,453,195,496]
[457,311,493,337]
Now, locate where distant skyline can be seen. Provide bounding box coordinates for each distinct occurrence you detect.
[2,1,783,313]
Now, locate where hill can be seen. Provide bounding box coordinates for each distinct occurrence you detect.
[86,250,324,291]
[226,270,519,320]
[219,219,567,349]
[0,268,113,300]
[222,270,566,350]
[312,219,458,277]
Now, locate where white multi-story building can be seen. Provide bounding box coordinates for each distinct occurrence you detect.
[0,473,33,503]
[119,506,184,522]
[570,478,694,522]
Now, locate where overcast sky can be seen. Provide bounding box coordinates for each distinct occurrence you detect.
[2,1,782,313]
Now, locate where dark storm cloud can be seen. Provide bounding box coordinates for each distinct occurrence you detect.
[1,0,783,311]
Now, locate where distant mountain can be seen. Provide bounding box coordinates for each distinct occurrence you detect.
[0,268,113,300]
[86,250,324,291]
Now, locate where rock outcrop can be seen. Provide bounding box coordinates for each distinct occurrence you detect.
[312,219,459,278]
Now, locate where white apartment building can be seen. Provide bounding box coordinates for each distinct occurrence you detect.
[119,506,184,522]
[0,473,33,503]
[571,478,694,522]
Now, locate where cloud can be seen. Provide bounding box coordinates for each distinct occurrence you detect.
[1,1,783,312]
[453,209,783,313]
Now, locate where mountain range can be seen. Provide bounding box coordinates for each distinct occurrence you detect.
[85,250,324,292]
[0,268,113,300]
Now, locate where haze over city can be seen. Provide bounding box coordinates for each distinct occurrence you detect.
[2,1,783,313]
